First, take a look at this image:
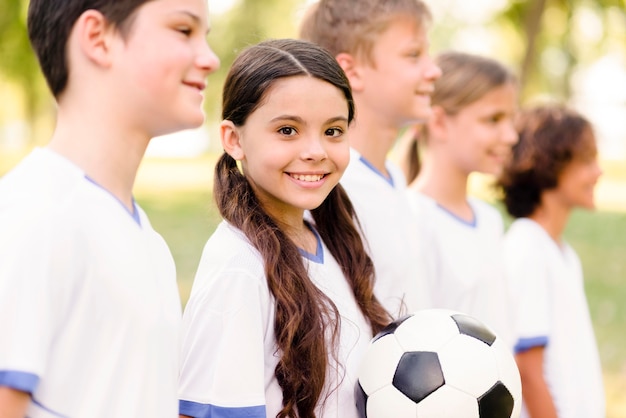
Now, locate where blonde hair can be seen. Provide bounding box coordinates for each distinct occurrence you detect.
[299,0,431,64]
[403,51,517,182]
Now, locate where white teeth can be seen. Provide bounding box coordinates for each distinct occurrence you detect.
[292,174,323,182]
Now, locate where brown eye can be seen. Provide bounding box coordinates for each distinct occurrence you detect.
[325,127,343,137]
[278,127,296,136]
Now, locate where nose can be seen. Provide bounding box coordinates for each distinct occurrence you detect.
[425,55,442,81]
[197,41,220,75]
[593,160,603,179]
[301,135,328,162]
[502,118,518,145]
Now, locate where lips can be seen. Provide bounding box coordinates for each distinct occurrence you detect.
[183,80,206,91]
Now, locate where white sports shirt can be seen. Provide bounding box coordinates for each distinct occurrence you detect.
[179,221,372,418]
[405,191,514,348]
[504,218,605,418]
[0,148,181,417]
[340,148,431,318]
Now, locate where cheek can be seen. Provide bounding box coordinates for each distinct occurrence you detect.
[332,143,351,173]
[135,44,190,83]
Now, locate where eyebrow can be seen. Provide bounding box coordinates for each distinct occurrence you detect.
[171,10,211,33]
[270,115,349,125]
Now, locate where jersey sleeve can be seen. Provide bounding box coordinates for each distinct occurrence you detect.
[0,210,72,393]
[178,264,270,418]
[503,232,551,353]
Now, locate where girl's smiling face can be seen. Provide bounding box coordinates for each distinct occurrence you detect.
[221,75,351,225]
[443,82,519,177]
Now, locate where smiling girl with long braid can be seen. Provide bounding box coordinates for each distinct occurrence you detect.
[178,39,391,418]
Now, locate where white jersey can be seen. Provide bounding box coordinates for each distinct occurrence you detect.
[406,191,514,348]
[0,148,181,418]
[504,218,605,418]
[179,221,372,418]
[340,148,431,318]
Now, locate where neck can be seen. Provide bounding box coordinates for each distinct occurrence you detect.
[411,154,472,219]
[528,193,571,243]
[48,104,150,211]
[276,217,317,254]
[348,104,400,174]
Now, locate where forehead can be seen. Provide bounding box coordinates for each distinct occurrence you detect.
[251,76,348,119]
[459,82,518,114]
[376,15,426,46]
[572,126,597,157]
[356,15,426,62]
[134,0,209,23]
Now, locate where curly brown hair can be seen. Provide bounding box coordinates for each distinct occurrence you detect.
[215,39,391,418]
[497,105,595,218]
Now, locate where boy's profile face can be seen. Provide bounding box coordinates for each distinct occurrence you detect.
[355,16,441,126]
[554,131,602,211]
[111,0,219,136]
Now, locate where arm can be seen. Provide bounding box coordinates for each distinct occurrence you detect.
[0,387,30,418]
[515,346,558,418]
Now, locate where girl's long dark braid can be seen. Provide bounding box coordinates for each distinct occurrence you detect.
[214,154,392,417]
[311,184,392,335]
[214,154,339,418]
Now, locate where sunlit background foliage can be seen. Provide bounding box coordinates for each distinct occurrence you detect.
[0,0,625,157]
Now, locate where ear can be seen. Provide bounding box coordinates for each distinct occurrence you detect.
[336,52,365,92]
[426,106,450,143]
[220,120,245,160]
[73,10,116,67]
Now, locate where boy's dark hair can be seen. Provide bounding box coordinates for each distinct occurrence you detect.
[216,38,390,417]
[27,0,153,98]
[498,105,595,218]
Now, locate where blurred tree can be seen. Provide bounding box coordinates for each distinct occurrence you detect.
[497,0,626,101]
[204,0,304,127]
[1,0,624,145]
[0,0,49,143]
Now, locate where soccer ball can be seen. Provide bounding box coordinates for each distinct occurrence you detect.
[356,309,521,418]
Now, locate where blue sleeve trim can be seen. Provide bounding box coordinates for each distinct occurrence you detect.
[179,400,266,418]
[0,370,39,393]
[514,336,548,354]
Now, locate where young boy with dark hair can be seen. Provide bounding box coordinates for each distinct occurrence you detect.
[300,0,441,316]
[0,1,219,416]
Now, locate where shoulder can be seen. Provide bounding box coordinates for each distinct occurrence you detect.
[469,197,502,219]
[405,190,437,218]
[505,218,543,242]
[1,148,84,216]
[503,218,549,263]
[185,222,271,320]
[386,161,407,189]
[194,222,266,286]
[469,197,504,230]
[0,149,88,249]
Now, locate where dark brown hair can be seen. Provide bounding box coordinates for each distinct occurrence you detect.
[27,0,153,98]
[215,38,391,418]
[497,105,596,218]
